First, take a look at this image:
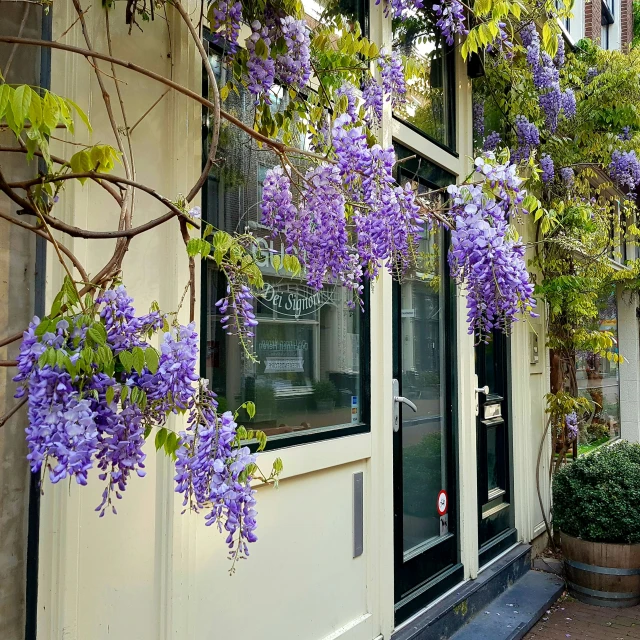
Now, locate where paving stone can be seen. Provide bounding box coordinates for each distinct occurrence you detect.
[523,599,640,640]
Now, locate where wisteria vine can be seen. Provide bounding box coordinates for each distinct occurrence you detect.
[13,284,277,562]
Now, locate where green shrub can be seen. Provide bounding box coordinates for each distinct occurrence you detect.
[313,379,338,402]
[553,442,640,544]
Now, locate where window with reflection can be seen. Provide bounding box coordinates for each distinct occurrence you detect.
[394,148,455,550]
[202,28,369,446]
[393,19,456,150]
[576,289,621,453]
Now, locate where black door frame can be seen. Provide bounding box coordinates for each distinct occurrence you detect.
[475,333,517,567]
[391,230,462,624]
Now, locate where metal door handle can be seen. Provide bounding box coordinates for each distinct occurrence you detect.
[393,379,418,432]
[475,385,489,416]
[394,395,418,412]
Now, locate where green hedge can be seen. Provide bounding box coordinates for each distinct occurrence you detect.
[553,442,640,544]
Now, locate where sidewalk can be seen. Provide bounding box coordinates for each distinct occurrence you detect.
[524,595,640,639]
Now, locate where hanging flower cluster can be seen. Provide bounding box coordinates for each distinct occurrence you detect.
[13,285,266,557]
[174,382,258,563]
[378,0,424,20]
[209,0,243,53]
[521,23,574,132]
[473,101,485,138]
[512,115,540,163]
[447,155,538,339]
[433,0,468,46]
[565,411,578,441]
[540,154,555,183]
[379,49,407,108]
[260,118,423,304]
[243,15,311,102]
[609,149,640,192]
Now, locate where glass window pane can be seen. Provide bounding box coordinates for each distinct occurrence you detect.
[398,166,449,552]
[202,44,366,445]
[576,289,621,453]
[393,23,455,150]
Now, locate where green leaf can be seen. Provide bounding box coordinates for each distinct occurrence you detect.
[220,83,230,101]
[106,385,115,405]
[69,150,94,183]
[256,430,268,451]
[213,231,233,253]
[145,347,159,374]
[11,85,33,131]
[42,91,60,131]
[119,350,133,373]
[35,318,52,337]
[187,238,202,258]
[65,98,92,132]
[132,346,145,374]
[87,326,106,345]
[0,84,13,120]
[155,428,168,451]
[63,275,81,307]
[121,384,129,402]
[245,401,256,419]
[28,92,43,128]
[272,254,281,272]
[164,431,179,457]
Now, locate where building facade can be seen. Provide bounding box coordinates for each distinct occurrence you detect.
[561,0,634,50]
[2,1,640,640]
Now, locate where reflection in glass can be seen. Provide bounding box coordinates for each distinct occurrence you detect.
[576,289,621,451]
[401,211,447,553]
[202,43,363,442]
[393,22,454,149]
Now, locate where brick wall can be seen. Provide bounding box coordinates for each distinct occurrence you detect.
[584,0,602,42]
[621,0,633,49]
[584,0,634,50]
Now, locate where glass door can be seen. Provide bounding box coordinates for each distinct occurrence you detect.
[475,333,516,567]
[392,158,461,624]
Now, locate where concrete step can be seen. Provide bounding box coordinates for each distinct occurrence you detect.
[449,570,565,640]
[393,544,532,640]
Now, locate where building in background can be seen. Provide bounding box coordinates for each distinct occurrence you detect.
[560,0,633,50]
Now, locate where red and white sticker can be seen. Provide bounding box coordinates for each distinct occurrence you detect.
[437,490,448,516]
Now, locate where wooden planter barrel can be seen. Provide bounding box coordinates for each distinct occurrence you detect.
[561,532,640,608]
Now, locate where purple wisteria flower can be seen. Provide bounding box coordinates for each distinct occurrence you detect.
[216,283,258,339]
[565,412,578,441]
[273,16,311,92]
[619,126,633,141]
[209,0,242,53]
[379,49,407,108]
[561,89,576,120]
[433,0,468,46]
[540,154,555,183]
[560,167,575,187]
[260,117,423,305]
[246,21,275,103]
[473,100,485,138]
[521,23,573,132]
[586,67,599,83]
[377,0,424,19]
[609,149,640,191]
[174,382,258,562]
[363,77,384,125]
[512,116,540,163]
[337,82,360,124]
[486,22,514,58]
[447,155,537,339]
[483,131,502,151]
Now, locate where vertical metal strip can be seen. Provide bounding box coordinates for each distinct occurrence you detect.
[353,472,364,558]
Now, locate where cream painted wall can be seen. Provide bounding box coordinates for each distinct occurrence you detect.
[34,2,555,639]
